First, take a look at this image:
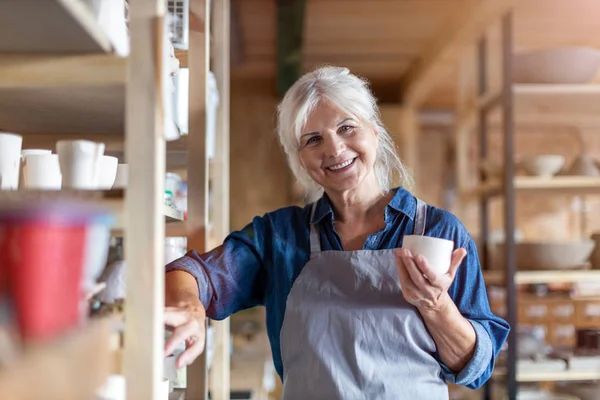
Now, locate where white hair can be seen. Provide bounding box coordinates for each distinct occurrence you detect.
[276,65,414,203]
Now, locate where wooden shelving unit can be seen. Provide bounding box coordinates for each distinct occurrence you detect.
[0,1,231,399]
[453,10,600,400]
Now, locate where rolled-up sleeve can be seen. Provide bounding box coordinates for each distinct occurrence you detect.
[438,234,510,389]
[165,215,269,320]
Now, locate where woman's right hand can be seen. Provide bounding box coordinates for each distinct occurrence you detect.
[164,302,207,369]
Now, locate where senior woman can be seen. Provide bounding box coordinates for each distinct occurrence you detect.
[164,66,510,399]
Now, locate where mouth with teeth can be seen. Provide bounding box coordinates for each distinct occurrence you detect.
[326,157,357,172]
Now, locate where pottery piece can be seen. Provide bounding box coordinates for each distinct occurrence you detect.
[56,140,105,189]
[401,235,454,276]
[0,132,23,190]
[22,154,62,190]
[98,156,119,190]
[520,155,565,177]
[561,155,600,176]
[493,240,595,270]
[513,47,600,84]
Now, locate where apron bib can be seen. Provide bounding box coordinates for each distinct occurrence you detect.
[280,197,449,399]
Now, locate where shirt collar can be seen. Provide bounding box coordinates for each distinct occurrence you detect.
[310,186,416,225]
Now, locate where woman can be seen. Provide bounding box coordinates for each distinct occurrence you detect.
[164,66,509,399]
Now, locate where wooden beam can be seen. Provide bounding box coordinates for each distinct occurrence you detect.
[124,0,166,399]
[399,0,516,107]
[208,0,232,399]
[276,0,306,96]
[186,0,210,399]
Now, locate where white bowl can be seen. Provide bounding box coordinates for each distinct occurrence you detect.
[513,47,600,84]
[401,235,454,276]
[520,155,565,177]
[493,240,595,270]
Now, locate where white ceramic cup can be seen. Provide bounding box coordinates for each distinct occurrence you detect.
[22,154,62,190]
[112,163,128,189]
[19,149,52,189]
[98,155,119,189]
[401,235,455,276]
[0,133,23,190]
[56,140,105,189]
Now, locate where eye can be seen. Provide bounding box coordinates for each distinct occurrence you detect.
[305,136,321,146]
[338,125,355,134]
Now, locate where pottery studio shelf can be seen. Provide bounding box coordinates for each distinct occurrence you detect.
[483,269,600,285]
[0,0,129,136]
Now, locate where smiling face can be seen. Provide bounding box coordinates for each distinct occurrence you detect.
[298,101,379,196]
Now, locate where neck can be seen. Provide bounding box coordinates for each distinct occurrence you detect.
[326,175,390,224]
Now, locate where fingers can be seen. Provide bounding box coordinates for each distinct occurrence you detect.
[448,248,467,278]
[401,252,429,287]
[394,249,416,290]
[164,317,205,357]
[176,336,205,369]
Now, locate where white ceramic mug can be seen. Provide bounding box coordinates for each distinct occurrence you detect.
[56,140,105,189]
[0,133,23,190]
[98,155,119,189]
[112,163,128,189]
[22,154,62,190]
[19,149,52,189]
[401,235,455,276]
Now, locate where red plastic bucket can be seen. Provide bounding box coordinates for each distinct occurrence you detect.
[0,201,111,342]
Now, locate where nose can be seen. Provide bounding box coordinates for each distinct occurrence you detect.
[324,134,345,158]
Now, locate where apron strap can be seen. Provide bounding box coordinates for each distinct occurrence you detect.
[309,202,321,253]
[413,197,427,236]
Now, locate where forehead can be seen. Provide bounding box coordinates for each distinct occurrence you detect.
[303,102,353,131]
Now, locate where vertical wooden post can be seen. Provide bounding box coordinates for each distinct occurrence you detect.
[187,0,210,399]
[398,106,419,193]
[209,0,231,399]
[124,0,166,399]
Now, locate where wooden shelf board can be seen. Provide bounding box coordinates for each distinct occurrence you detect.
[0,53,126,135]
[465,176,600,199]
[495,367,600,382]
[164,205,184,222]
[472,84,600,127]
[0,0,113,53]
[484,269,600,285]
[0,190,184,227]
[0,84,125,135]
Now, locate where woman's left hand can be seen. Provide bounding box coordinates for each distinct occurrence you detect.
[394,248,467,312]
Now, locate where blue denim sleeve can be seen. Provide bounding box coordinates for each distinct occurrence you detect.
[165,216,269,320]
[439,233,510,389]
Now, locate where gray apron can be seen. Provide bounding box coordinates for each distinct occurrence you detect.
[280,198,449,399]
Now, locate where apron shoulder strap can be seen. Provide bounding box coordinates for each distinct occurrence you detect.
[309,202,321,253]
[413,197,427,236]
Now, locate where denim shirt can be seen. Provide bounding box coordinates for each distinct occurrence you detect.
[165,187,510,389]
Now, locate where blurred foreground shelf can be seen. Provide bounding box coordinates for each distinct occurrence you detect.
[0,317,116,399]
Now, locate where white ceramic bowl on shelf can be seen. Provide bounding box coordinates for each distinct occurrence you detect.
[513,46,600,84]
[519,155,565,177]
[493,240,595,270]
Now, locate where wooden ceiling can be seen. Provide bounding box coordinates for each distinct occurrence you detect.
[231,0,600,108]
